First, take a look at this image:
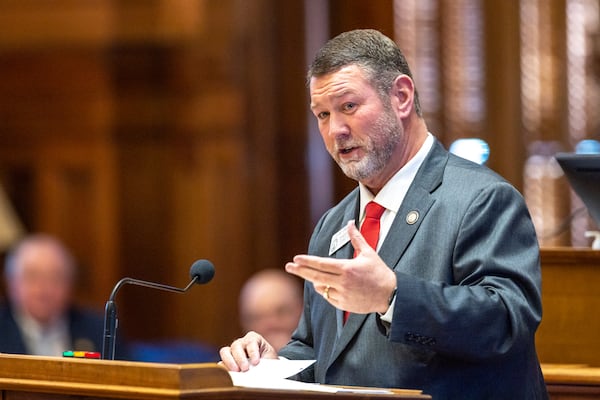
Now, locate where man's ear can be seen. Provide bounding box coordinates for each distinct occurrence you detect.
[389,74,415,118]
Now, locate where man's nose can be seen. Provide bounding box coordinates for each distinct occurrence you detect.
[326,113,350,140]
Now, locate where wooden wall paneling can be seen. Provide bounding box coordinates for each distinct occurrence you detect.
[0,41,118,310]
[115,141,173,342]
[107,23,233,344]
[519,0,569,146]
[329,0,395,38]
[160,9,251,347]
[34,142,118,309]
[0,141,118,310]
[161,0,313,347]
[169,0,313,346]
[166,135,251,348]
[0,50,113,142]
[0,0,112,49]
[482,0,525,188]
[112,0,206,44]
[232,0,279,278]
[270,1,312,264]
[163,52,250,347]
[107,0,288,348]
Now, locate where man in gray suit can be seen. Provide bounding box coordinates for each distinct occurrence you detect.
[220,29,548,399]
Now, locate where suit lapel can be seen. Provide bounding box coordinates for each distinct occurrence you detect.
[378,185,435,270]
[379,141,447,269]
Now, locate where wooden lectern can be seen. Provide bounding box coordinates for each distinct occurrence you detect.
[0,354,430,399]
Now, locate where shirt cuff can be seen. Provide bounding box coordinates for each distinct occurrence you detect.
[379,295,396,324]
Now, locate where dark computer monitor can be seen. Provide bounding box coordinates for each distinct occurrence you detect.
[555,152,600,228]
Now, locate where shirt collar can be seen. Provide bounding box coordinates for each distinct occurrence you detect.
[13,307,68,340]
[359,133,434,217]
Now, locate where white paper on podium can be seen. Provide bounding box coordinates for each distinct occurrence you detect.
[228,359,392,394]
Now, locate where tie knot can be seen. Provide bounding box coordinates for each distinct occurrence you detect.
[364,201,386,220]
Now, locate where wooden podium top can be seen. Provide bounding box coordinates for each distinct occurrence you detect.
[543,364,600,386]
[0,354,429,400]
[540,246,600,265]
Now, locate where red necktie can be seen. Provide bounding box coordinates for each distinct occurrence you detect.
[344,201,386,323]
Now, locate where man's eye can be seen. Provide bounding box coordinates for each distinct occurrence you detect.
[317,111,329,120]
[343,103,356,112]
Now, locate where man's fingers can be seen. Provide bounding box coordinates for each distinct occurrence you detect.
[219,331,276,373]
[219,346,244,372]
[287,254,343,276]
[243,336,263,365]
[222,337,254,372]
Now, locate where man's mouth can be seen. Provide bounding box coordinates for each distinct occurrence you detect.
[340,146,357,155]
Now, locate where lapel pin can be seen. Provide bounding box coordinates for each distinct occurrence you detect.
[406,210,419,225]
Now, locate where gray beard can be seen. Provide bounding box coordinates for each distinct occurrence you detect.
[336,110,402,182]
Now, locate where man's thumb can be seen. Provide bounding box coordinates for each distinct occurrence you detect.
[347,220,368,254]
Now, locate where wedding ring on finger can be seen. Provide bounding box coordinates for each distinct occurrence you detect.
[324,285,330,300]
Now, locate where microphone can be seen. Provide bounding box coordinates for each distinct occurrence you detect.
[101,259,215,360]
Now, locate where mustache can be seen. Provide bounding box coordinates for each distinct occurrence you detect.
[334,138,364,152]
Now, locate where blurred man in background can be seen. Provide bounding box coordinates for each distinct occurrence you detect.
[239,269,303,352]
[0,234,104,356]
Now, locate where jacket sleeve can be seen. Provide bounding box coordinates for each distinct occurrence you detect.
[388,181,542,361]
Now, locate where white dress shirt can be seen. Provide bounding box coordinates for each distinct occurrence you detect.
[14,310,70,357]
[357,133,434,321]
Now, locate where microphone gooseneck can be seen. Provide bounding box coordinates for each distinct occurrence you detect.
[101,259,215,360]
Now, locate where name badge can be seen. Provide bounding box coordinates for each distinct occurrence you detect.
[329,221,352,255]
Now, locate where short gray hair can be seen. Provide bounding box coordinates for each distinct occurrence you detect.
[4,233,75,281]
[307,29,422,117]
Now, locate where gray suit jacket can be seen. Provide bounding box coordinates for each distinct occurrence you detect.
[279,139,548,399]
